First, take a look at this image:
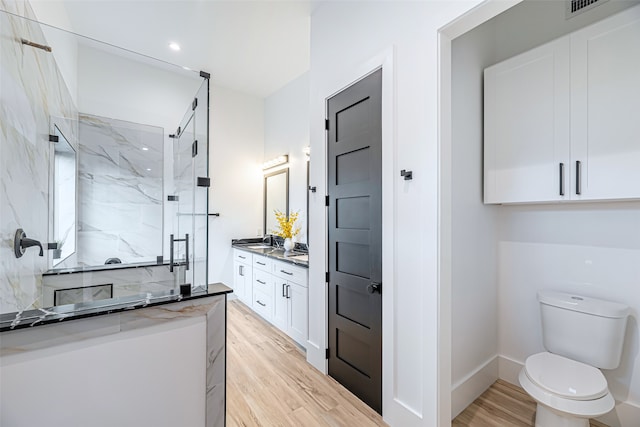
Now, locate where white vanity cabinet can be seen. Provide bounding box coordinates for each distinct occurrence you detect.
[232,250,251,303]
[484,6,640,204]
[272,260,308,347]
[232,248,309,347]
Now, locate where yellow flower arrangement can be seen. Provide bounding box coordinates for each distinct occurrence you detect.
[272,210,301,239]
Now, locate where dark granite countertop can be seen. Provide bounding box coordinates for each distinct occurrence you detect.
[232,241,309,268]
[0,283,232,332]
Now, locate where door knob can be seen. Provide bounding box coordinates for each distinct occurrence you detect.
[367,282,382,294]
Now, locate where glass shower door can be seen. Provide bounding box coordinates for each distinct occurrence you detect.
[171,79,209,293]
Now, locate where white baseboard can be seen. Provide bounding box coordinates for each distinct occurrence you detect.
[451,356,499,419]
[497,354,523,386]
[496,355,640,427]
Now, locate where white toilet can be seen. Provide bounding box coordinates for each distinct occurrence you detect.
[519,291,629,427]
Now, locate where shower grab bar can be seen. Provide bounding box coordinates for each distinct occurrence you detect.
[169,233,190,272]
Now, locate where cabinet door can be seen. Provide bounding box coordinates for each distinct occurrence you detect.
[571,7,640,200]
[232,261,249,301]
[484,37,571,203]
[273,280,288,330]
[287,282,308,347]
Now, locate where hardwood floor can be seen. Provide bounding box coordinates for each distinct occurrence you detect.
[226,299,387,426]
[227,300,609,426]
[453,379,609,427]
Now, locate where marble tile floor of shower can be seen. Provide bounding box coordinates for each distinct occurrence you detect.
[453,379,609,427]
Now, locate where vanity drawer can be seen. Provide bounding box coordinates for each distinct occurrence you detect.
[233,249,251,264]
[252,254,272,272]
[252,269,273,293]
[272,260,307,286]
[253,287,273,320]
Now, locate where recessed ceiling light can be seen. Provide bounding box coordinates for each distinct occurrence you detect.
[146,168,151,171]
[142,147,149,151]
[168,42,181,51]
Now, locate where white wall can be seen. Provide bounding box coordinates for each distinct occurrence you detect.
[448,2,640,425]
[449,22,500,418]
[30,0,78,104]
[77,46,200,131]
[1,319,206,427]
[207,85,264,288]
[309,2,481,425]
[264,72,310,244]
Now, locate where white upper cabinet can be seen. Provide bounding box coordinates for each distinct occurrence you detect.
[570,7,640,201]
[484,37,571,204]
[484,6,640,204]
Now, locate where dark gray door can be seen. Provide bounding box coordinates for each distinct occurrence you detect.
[327,69,382,414]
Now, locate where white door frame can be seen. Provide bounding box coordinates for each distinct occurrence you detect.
[436,1,523,425]
[306,46,397,419]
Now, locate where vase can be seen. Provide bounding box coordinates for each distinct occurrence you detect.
[283,238,294,252]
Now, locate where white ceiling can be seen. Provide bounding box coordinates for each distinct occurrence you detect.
[34,0,311,97]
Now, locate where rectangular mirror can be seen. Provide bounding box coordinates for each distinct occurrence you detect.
[264,168,289,235]
[52,124,77,266]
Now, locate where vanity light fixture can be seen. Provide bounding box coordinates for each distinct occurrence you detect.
[262,155,289,171]
[168,42,181,51]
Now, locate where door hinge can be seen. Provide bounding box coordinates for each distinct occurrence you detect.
[197,177,210,188]
[325,272,330,283]
[192,140,198,157]
[325,119,329,131]
[48,134,59,143]
[325,195,329,207]
[326,348,330,359]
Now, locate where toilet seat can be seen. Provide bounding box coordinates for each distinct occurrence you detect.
[519,353,615,418]
[524,352,608,400]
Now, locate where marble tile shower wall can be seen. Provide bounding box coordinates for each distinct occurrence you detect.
[73,114,164,268]
[0,1,78,313]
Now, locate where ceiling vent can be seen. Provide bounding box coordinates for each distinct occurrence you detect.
[567,0,609,19]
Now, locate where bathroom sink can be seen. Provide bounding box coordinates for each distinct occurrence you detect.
[246,245,272,249]
[287,254,308,262]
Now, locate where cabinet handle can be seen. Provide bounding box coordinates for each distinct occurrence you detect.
[239,265,244,277]
[257,261,266,266]
[280,269,293,276]
[576,160,582,195]
[286,284,291,299]
[282,283,287,297]
[239,255,246,259]
[559,163,565,196]
[257,279,266,285]
[256,300,266,307]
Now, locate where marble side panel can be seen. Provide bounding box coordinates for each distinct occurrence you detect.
[206,295,226,427]
[0,314,121,357]
[0,293,227,427]
[0,4,78,314]
[119,296,220,332]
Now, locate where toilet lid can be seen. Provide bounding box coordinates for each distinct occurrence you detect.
[525,352,608,401]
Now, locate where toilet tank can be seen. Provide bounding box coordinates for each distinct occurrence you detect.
[538,291,630,369]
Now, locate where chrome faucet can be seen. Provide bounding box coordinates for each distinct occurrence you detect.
[14,229,43,258]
